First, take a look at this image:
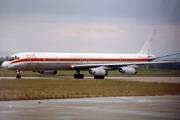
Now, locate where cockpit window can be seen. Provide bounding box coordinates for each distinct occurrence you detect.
[8,55,19,61]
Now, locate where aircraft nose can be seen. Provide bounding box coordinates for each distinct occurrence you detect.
[2,61,10,69]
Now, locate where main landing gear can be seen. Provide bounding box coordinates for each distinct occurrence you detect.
[16,70,21,79]
[74,70,84,79]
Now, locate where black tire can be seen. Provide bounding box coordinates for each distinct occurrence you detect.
[74,74,84,79]
[16,75,21,79]
[94,76,104,79]
[74,74,77,78]
[80,74,84,78]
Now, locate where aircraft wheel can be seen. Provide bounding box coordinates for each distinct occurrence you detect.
[74,74,84,79]
[94,76,104,79]
[16,75,21,79]
[80,74,84,78]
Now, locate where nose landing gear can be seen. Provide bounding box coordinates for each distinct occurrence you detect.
[16,70,21,79]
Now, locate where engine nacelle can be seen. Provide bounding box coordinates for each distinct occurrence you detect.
[88,68,108,76]
[37,70,57,74]
[118,67,137,74]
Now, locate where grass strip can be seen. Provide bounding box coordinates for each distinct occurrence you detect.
[0,79,180,101]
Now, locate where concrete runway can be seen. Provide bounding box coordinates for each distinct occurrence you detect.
[1,76,180,83]
[0,96,180,120]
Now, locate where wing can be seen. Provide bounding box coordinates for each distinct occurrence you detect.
[72,61,180,70]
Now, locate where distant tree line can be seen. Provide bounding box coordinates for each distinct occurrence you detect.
[0,57,180,70]
[140,61,180,70]
[147,63,180,70]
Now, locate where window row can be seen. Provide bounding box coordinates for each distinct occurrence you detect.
[29,58,148,62]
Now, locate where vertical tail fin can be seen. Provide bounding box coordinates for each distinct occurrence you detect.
[138,30,156,55]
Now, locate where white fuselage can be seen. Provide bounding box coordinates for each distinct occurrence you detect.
[5,52,151,71]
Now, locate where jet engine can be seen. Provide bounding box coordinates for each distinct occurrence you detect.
[88,68,108,76]
[37,70,57,74]
[118,67,137,74]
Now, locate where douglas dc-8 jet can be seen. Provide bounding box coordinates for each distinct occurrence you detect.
[2,30,180,79]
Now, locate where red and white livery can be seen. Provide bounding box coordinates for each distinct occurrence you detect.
[2,30,179,79]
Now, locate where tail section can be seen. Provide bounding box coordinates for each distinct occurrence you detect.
[138,30,156,55]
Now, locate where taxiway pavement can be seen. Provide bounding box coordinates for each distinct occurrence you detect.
[0,96,180,120]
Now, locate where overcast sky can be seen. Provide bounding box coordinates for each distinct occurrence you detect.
[0,0,180,59]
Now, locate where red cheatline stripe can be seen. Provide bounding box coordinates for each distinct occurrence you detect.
[10,58,148,64]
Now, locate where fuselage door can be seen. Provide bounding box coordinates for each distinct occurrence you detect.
[26,54,36,64]
[119,57,122,62]
[26,55,31,64]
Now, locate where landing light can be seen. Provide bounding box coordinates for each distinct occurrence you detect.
[71,65,74,68]
[16,70,20,74]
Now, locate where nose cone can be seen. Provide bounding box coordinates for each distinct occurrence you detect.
[2,61,10,69]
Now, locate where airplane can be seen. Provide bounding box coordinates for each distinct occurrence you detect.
[2,30,180,79]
